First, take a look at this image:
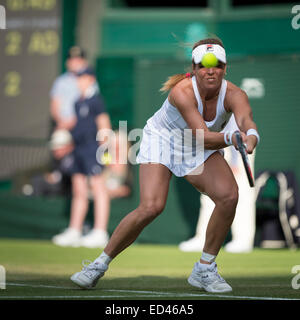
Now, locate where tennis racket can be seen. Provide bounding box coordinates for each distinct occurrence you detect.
[234,131,254,187]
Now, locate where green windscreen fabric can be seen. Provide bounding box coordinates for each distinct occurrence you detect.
[61,0,79,72]
[100,16,299,57]
[226,54,300,181]
[96,57,135,130]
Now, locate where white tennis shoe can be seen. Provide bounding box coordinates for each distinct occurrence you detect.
[71,260,108,289]
[188,261,232,293]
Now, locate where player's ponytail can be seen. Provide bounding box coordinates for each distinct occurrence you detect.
[160,72,193,93]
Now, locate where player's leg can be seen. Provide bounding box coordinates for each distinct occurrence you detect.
[184,151,238,292]
[225,152,256,253]
[195,195,215,249]
[185,152,238,257]
[104,163,172,258]
[179,194,214,252]
[71,163,172,288]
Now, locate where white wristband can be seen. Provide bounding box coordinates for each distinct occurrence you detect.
[224,130,235,146]
[247,129,260,144]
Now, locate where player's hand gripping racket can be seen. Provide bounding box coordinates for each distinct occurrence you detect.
[234,131,254,187]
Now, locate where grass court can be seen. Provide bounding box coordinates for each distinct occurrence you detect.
[0,238,299,300]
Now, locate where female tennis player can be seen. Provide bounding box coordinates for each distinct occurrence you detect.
[71,38,260,293]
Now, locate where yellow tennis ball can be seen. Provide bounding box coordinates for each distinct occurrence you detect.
[201,53,218,68]
[101,152,112,165]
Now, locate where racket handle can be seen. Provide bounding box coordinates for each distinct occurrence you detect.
[234,131,243,149]
[234,131,254,187]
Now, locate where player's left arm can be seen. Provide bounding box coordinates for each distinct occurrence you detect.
[227,89,259,154]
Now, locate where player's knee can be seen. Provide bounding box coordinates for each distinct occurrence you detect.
[225,186,239,209]
[138,200,165,222]
[216,185,239,210]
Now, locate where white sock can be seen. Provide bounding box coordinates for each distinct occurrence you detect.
[94,251,112,266]
[200,252,216,264]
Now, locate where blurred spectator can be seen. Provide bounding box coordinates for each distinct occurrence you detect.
[102,130,133,200]
[17,43,86,198]
[49,46,88,132]
[18,129,75,197]
[49,128,74,159]
[46,129,76,192]
[43,46,90,197]
[52,67,112,248]
[179,116,256,253]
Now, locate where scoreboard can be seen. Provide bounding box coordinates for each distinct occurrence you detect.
[0,0,61,139]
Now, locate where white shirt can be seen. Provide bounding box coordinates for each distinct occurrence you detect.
[50,72,80,120]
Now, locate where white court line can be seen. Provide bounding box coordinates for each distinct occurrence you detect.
[96,291,300,301]
[2,282,299,300]
[8,283,72,290]
[7,283,167,295]
[106,289,171,295]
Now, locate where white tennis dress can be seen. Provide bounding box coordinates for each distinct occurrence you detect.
[136,76,232,177]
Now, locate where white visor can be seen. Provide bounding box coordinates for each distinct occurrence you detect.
[192,44,226,65]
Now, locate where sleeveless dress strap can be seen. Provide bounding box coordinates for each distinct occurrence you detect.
[191,76,203,114]
[217,80,227,114]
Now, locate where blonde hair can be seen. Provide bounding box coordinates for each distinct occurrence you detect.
[159,37,225,93]
[159,72,192,93]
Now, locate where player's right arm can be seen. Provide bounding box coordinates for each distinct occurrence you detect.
[169,81,231,150]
